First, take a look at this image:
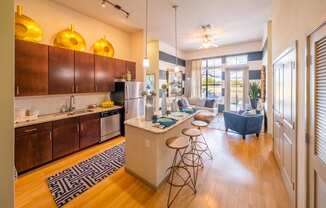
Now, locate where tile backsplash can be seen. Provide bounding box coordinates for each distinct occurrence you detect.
[15,93,110,115]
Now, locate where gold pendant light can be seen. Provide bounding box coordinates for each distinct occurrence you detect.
[54,24,86,51]
[92,36,115,57]
[15,5,43,42]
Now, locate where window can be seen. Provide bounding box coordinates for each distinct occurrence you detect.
[226,55,248,65]
[201,58,224,101]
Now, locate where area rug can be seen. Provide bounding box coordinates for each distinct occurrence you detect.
[208,115,226,131]
[47,143,125,207]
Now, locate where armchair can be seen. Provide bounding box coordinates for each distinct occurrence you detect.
[224,111,263,139]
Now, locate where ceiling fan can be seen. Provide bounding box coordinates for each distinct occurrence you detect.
[200,24,219,49]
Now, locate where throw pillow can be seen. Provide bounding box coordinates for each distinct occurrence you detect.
[241,110,256,116]
[205,99,216,108]
[177,99,187,110]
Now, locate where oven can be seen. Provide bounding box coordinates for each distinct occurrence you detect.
[100,109,121,142]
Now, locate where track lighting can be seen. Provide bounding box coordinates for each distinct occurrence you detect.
[100,0,130,18]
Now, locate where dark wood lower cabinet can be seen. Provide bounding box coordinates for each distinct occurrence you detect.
[79,114,101,149]
[15,122,52,173]
[52,118,80,159]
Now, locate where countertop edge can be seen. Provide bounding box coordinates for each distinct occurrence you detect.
[125,113,196,134]
[14,106,123,128]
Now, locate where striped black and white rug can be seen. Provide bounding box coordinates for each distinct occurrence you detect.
[47,143,125,207]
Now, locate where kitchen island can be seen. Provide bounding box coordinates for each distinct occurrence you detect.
[124,112,197,188]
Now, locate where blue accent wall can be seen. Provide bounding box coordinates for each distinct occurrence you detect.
[249,70,261,80]
[159,51,186,67]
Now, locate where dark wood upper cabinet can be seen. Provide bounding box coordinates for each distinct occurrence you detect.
[48,46,75,94]
[126,61,136,80]
[15,40,49,96]
[15,122,52,173]
[114,59,126,79]
[75,51,95,93]
[95,55,115,92]
[52,118,79,159]
[79,113,100,149]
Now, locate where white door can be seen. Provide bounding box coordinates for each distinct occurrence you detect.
[225,67,249,112]
[308,22,326,208]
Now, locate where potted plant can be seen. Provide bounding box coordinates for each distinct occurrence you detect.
[249,82,261,109]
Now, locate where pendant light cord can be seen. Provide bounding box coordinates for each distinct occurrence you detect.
[173,5,178,66]
[145,0,148,58]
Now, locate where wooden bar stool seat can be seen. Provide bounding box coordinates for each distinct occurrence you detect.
[181,128,201,137]
[166,136,189,150]
[191,120,208,128]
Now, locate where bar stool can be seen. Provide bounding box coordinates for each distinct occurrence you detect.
[181,128,203,192]
[166,136,193,207]
[191,120,213,160]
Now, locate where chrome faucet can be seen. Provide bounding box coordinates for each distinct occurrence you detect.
[68,95,75,112]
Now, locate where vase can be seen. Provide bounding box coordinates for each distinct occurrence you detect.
[250,99,258,109]
[145,104,154,121]
[161,92,167,115]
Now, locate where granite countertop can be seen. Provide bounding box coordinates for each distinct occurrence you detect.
[124,111,197,134]
[14,106,123,128]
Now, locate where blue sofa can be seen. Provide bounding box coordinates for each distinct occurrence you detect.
[224,111,263,139]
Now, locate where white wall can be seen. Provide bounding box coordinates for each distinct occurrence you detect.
[272,0,326,207]
[15,0,133,60]
[263,21,273,135]
[183,40,262,60]
[0,0,14,207]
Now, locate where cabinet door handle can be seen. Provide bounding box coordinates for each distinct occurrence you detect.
[16,86,20,95]
[24,128,37,133]
[80,124,83,132]
[49,132,52,141]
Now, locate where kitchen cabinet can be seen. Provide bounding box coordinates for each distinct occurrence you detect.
[53,118,79,159]
[75,51,95,93]
[79,113,100,149]
[95,55,115,92]
[15,39,48,96]
[114,59,126,79]
[126,61,136,80]
[15,122,52,173]
[48,46,75,94]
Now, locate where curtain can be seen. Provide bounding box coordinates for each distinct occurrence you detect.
[190,60,202,98]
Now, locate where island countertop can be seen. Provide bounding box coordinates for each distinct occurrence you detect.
[124,111,198,134]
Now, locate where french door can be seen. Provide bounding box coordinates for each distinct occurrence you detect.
[229,70,244,111]
[307,22,326,208]
[273,44,297,208]
[225,68,248,112]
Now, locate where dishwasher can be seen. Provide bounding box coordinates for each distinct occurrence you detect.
[100,109,121,142]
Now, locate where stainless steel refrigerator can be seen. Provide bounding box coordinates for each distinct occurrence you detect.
[111,81,145,120]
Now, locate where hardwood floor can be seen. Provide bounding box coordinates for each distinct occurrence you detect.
[15,128,290,208]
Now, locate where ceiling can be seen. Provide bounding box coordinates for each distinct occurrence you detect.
[52,0,271,51]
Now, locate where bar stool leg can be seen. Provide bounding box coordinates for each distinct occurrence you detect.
[190,136,201,192]
[167,149,192,207]
[196,126,213,160]
[200,134,213,160]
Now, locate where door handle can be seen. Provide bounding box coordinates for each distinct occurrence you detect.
[16,86,20,95]
[24,128,37,133]
[49,131,52,141]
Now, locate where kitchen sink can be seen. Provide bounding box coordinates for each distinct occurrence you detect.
[66,109,94,116]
